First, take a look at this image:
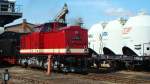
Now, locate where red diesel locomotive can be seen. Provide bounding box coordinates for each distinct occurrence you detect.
[18,22,88,73]
[20,22,88,55]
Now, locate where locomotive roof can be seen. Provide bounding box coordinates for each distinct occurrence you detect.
[59,26,86,31]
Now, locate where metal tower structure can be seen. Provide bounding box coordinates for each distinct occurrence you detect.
[54,3,69,23]
[0,0,22,27]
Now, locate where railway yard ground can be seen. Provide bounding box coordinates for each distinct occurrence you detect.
[0,66,150,84]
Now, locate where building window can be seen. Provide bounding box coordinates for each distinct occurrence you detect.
[75,31,79,34]
[73,36,81,40]
[1,4,9,11]
[102,32,108,36]
[88,34,93,38]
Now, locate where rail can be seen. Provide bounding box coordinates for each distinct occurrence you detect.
[87,74,150,84]
[69,73,150,84]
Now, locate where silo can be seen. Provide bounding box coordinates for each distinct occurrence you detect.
[102,18,126,55]
[122,12,150,56]
[88,22,105,55]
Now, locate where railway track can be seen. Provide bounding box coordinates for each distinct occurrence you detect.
[1,66,150,84]
[0,73,150,84]
[68,73,150,84]
[0,75,50,84]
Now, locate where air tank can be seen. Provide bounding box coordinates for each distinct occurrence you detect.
[102,19,126,55]
[122,12,150,56]
[88,23,104,55]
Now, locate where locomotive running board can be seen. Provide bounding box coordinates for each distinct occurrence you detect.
[20,48,87,54]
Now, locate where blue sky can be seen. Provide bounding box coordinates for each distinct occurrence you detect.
[8,0,150,29]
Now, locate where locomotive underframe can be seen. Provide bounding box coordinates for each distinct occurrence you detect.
[14,54,89,74]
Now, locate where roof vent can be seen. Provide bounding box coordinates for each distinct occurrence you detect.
[138,10,148,15]
[119,17,127,25]
[101,22,107,29]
